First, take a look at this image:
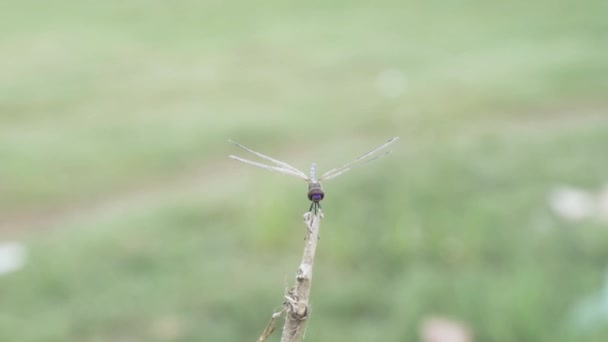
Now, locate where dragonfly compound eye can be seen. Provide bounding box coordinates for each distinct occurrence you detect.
[307,188,325,202]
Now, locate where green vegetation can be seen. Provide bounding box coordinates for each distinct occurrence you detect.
[1,0,607,340]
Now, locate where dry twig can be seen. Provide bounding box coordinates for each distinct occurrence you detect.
[257,308,286,342]
[280,211,323,342]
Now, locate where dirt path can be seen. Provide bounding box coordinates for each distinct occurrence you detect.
[0,159,235,238]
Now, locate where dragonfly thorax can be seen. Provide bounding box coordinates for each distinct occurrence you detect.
[307,181,324,203]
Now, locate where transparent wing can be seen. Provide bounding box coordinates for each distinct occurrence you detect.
[229,140,309,179]
[320,136,399,181]
[320,152,392,180]
[229,155,309,180]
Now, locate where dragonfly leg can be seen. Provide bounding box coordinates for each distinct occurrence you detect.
[309,202,321,215]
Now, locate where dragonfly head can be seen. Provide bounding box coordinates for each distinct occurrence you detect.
[307,181,324,203]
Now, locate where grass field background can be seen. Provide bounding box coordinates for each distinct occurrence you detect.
[1,0,608,341]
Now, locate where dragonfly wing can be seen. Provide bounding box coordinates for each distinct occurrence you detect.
[229,140,308,179]
[320,137,398,181]
[229,155,309,180]
[321,151,392,180]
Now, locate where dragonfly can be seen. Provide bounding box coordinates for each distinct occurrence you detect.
[229,136,399,214]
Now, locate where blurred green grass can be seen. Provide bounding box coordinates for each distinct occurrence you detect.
[1,0,608,341]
